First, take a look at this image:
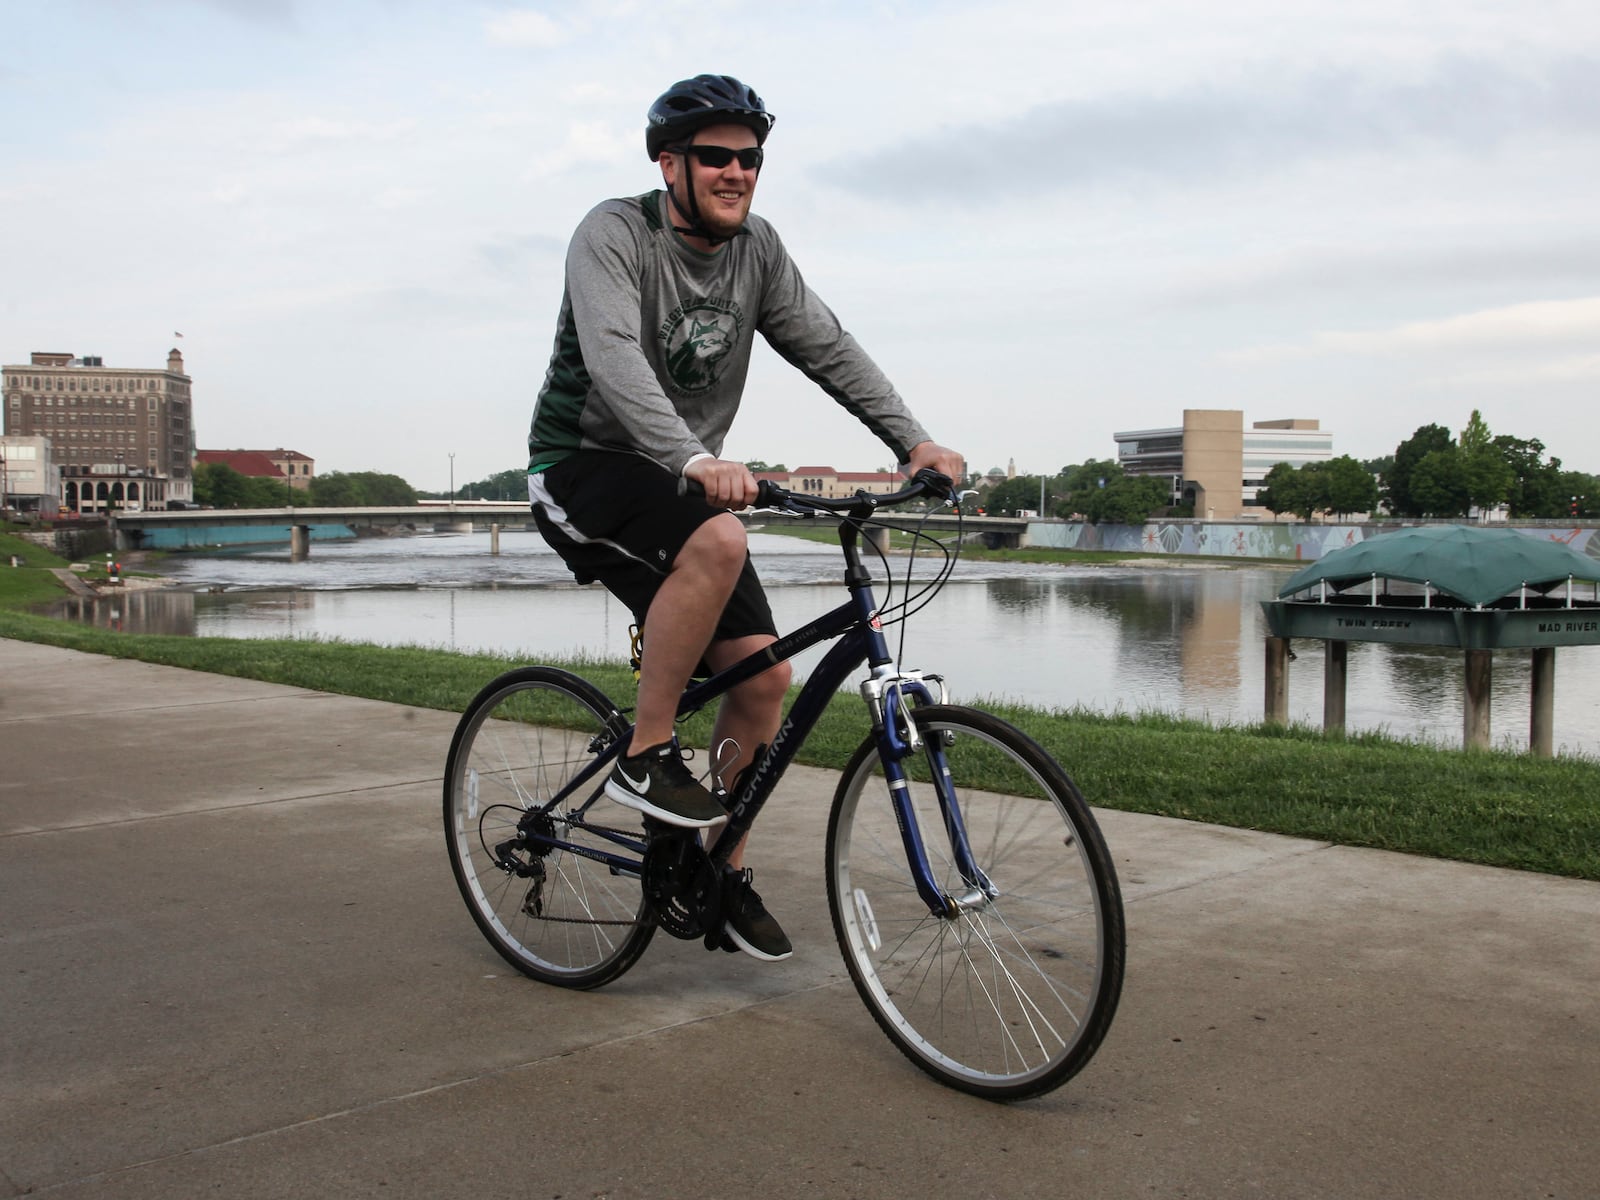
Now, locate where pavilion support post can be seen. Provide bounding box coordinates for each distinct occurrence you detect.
[1323,640,1348,734]
[1264,637,1290,725]
[1530,647,1555,758]
[862,525,892,556]
[1463,649,1493,750]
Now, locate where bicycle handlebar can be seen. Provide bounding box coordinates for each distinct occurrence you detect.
[753,469,956,516]
[678,469,957,516]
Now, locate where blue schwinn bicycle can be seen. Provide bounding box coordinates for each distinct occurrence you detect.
[443,472,1125,1099]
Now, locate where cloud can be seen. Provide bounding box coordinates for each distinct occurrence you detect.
[1159,239,1600,308]
[823,55,1600,200]
[1225,296,1600,362]
[483,9,567,48]
[268,115,418,150]
[1429,352,1600,390]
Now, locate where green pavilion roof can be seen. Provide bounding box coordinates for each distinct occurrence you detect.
[1279,525,1600,609]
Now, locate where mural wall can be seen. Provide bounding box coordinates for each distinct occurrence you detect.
[1027,521,1600,562]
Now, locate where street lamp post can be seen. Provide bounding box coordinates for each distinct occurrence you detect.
[449,452,455,510]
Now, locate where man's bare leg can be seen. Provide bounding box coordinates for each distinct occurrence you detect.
[704,633,792,871]
[630,513,749,753]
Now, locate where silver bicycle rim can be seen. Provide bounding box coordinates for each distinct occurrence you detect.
[832,716,1113,1091]
[449,681,650,979]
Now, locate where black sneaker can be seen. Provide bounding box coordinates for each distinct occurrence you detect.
[721,868,793,961]
[605,740,728,829]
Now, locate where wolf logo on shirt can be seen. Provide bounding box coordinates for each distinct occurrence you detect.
[662,304,740,393]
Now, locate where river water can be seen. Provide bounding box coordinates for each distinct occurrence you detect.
[54,529,1600,758]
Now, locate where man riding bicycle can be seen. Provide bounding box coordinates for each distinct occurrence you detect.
[527,73,962,962]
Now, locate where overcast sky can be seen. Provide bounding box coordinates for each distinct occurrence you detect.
[5,0,1598,491]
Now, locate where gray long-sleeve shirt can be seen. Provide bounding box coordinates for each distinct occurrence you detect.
[528,191,929,476]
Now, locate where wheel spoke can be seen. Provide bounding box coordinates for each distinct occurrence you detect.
[445,669,653,988]
[826,706,1124,1098]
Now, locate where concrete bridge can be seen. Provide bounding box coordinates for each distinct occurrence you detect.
[111,504,1031,558]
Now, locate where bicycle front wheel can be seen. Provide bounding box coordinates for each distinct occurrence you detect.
[444,667,654,989]
[826,705,1125,1099]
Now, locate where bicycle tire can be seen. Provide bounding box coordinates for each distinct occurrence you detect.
[826,704,1125,1099]
[444,667,654,988]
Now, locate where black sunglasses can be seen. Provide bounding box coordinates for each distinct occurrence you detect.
[677,143,764,171]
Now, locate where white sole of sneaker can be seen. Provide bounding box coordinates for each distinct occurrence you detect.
[724,924,793,962]
[603,779,726,830]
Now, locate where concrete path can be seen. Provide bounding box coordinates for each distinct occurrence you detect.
[2,638,1596,1198]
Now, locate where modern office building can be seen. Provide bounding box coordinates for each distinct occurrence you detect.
[0,434,61,516]
[2,348,196,512]
[1114,409,1333,519]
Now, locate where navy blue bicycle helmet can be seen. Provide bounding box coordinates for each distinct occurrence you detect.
[646,74,774,161]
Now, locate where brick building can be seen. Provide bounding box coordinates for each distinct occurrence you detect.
[2,348,196,512]
[196,449,316,490]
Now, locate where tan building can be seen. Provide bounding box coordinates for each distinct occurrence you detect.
[1114,410,1333,520]
[197,448,316,490]
[268,449,315,490]
[758,465,906,500]
[2,349,196,512]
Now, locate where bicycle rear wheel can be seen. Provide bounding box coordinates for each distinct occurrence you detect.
[826,704,1124,1099]
[444,667,654,989]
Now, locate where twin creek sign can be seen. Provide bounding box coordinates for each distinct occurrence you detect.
[1263,601,1600,650]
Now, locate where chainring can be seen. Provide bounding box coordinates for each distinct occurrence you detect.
[640,830,721,940]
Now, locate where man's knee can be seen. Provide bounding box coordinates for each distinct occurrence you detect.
[677,513,748,578]
[754,657,793,699]
[710,637,791,709]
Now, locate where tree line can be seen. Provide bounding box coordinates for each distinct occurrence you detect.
[197,415,1597,523]
[1262,410,1596,520]
[193,463,418,508]
[980,410,1597,524]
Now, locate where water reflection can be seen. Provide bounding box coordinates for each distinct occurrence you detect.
[48,545,1600,758]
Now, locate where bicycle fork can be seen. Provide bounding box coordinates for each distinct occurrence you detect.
[864,673,998,918]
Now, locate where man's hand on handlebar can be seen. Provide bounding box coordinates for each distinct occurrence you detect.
[683,456,760,510]
[906,441,964,494]
[905,441,964,501]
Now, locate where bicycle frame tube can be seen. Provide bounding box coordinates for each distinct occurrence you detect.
[516,511,973,914]
[690,581,956,915]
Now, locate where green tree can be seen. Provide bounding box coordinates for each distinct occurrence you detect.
[983,475,1054,516]
[1384,424,1453,517]
[1081,474,1170,524]
[449,468,530,501]
[1060,460,1132,518]
[193,462,304,508]
[1322,455,1380,518]
[1493,436,1564,518]
[1557,470,1599,519]
[1410,447,1470,516]
[193,462,249,508]
[309,471,417,506]
[1258,462,1312,519]
[1458,409,1512,512]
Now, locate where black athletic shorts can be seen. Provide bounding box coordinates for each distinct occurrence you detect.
[528,450,777,646]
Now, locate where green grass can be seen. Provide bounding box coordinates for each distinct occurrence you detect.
[0,532,74,608]
[3,600,1598,880]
